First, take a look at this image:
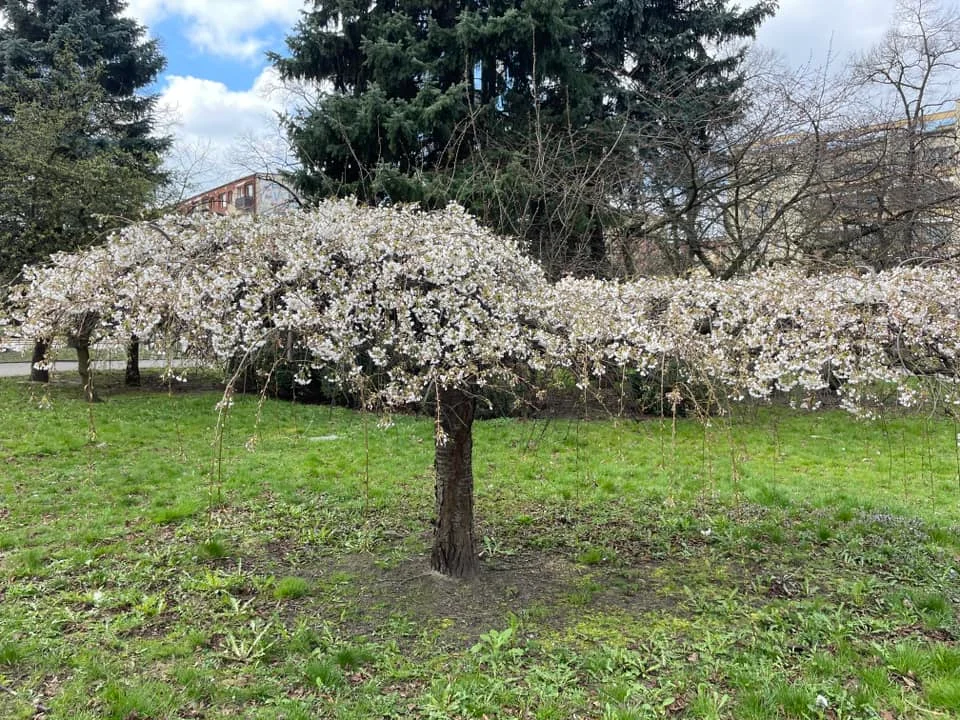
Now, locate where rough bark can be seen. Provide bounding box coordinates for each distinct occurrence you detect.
[63,332,95,402]
[30,339,49,383]
[431,386,479,578]
[72,336,98,403]
[125,336,141,387]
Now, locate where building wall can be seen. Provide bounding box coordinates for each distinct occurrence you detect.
[739,102,960,267]
[254,175,300,215]
[180,174,299,216]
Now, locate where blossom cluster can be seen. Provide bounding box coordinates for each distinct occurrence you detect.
[7,201,552,407]
[6,199,959,412]
[546,267,960,411]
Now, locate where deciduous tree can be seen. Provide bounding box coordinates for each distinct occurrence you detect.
[796,0,960,268]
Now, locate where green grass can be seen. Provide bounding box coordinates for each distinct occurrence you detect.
[0,373,958,719]
[274,576,311,600]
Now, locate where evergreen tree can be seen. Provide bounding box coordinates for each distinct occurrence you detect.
[0,0,168,382]
[0,0,168,172]
[0,0,168,278]
[273,0,776,276]
[0,65,157,281]
[272,0,589,198]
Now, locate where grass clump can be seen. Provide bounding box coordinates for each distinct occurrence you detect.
[274,576,311,600]
[303,657,344,689]
[197,536,230,560]
[333,644,375,670]
[926,677,960,712]
[0,640,27,666]
[576,546,612,566]
[100,680,176,720]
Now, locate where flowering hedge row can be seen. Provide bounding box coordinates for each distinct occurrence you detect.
[5,200,959,413]
[549,267,960,413]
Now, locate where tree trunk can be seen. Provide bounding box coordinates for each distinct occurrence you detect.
[71,335,98,403]
[431,386,479,579]
[125,335,141,387]
[30,339,49,383]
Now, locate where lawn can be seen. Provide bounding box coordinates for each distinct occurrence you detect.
[0,373,958,719]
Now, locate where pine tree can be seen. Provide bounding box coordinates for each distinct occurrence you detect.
[273,0,776,275]
[0,0,168,170]
[271,0,591,199]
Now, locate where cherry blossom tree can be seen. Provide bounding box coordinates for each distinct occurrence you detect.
[8,201,554,577]
[6,200,960,577]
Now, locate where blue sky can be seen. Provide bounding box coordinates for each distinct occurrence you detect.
[121,0,308,192]
[119,0,901,193]
[150,16,271,94]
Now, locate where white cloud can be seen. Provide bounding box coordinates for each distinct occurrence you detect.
[157,66,309,194]
[756,0,897,69]
[125,0,305,60]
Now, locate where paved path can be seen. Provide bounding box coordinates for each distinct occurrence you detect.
[0,359,185,377]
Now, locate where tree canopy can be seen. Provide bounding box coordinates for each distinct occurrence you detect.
[0,0,169,285]
[0,67,159,283]
[0,0,167,162]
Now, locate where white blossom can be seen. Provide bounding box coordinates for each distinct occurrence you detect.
[5,200,959,415]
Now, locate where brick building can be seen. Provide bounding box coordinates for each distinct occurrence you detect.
[180,174,300,216]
